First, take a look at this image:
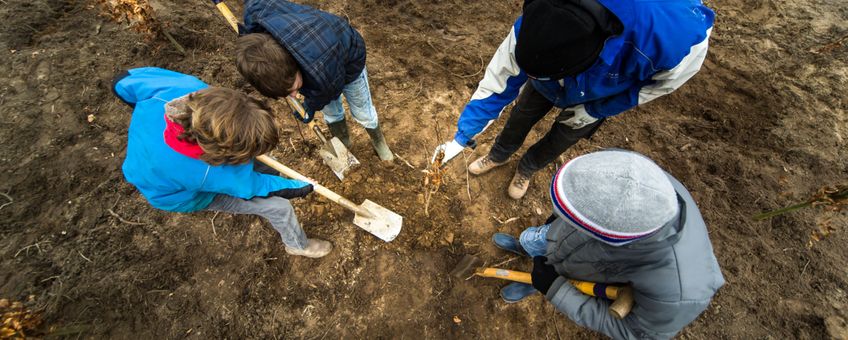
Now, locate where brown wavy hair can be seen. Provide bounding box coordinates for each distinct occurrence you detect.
[236,33,299,99]
[169,87,279,165]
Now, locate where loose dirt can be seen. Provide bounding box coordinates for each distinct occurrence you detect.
[1,0,846,338]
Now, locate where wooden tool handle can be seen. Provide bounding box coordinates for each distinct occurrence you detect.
[285,97,327,143]
[256,155,374,218]
[476,268,532,284]
[608,286,634,319]
[211,0,240,33]
[477,267,634,318]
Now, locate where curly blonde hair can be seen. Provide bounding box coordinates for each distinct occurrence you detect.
[168,87,279,165]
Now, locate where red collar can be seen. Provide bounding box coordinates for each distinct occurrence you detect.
[163,114,205,159]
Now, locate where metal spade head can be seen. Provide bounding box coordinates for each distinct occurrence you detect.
[352,199,402,242]
[450,255,485,280]
[317,137,359,180]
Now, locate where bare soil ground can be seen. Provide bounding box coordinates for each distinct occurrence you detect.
[1,0,846,338]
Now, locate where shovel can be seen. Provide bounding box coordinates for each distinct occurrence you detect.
[256,154,401,242]
[450,254,634,319]
[210,0,359,180]
[285,97,359,181]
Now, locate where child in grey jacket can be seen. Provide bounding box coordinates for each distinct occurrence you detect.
[492,149,724,339]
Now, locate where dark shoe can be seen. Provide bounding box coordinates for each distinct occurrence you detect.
[492,233,528,257]
[365,125,394,161]
[500,282,537,303]
[327,120,351,148]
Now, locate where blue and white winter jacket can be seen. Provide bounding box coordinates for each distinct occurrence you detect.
[114,67,309,213]
[454,0,715,146]
[243,0,367,116]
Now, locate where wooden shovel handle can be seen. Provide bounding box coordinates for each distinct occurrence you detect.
[476,267,634,318]
[285,97,328,143]
[256,155,374,218]
[211,0,240,33]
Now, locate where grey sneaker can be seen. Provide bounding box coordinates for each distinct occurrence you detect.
[508,171,532,199]
[285,238,333,258]
[468,155,506,175]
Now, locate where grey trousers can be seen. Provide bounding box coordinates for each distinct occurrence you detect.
[204,176,309,250]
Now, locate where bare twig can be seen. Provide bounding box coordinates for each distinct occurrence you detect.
[800,259,811,277]
[107,209,147,226]
[161,30,186,55]
[0,192,12,210]
[78,251,93,263]
[286,103,308,144]
[40,276,61,283]
[503,217,519,225]
[394,153,416,169]
[491,256,518,268]
[423,56,486,79]
[812,34,848,54]
[552,314,563,340]
[462,149,471,200]
[14,243,43,258]
[492,216,518,225]
[210,211,220,236]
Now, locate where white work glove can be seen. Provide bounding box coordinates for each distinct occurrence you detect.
[432,139,465,164]
[560,104,598,130]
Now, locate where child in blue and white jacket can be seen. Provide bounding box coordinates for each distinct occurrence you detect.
[114,67,332,258]
[434,0,715,200]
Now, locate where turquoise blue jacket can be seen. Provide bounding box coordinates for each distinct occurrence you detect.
[114,67,308,212]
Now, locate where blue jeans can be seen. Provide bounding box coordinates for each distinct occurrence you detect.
[321,67,379,129]
[519,224,551,257]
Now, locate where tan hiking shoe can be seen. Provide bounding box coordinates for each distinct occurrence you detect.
[468,155,506,175]
[285,238,333,258]
[508,171,532,200]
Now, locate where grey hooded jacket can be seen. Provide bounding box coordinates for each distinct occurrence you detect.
[543,174,724,339]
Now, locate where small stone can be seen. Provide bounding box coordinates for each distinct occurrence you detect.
[87,114,96,123]
[535,207,542,215]
[444,232,454,244]
[825,316,848,340]
[452,315,462,324]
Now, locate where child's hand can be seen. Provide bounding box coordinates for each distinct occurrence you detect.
[269,184,314,199]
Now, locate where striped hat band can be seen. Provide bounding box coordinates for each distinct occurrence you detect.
[550,160,661,244]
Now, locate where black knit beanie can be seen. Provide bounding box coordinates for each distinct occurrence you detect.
[516,0,620,80]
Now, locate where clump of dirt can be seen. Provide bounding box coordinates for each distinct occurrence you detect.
[0,0,846,338]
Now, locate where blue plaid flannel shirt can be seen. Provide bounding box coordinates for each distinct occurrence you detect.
[243,0,366,115]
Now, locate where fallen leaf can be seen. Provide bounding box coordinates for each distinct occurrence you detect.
[452,315,462,324]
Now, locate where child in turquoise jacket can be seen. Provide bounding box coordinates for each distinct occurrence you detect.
[114,67,332,258]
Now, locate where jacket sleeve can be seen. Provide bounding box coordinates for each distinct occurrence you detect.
[112,67,208,107]
[454,18,528,147]
[583,29,712,118]
[200,162,311,200]
[546,277,638,340]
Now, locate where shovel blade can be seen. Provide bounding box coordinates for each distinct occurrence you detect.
[352,199,402,242]
[450,255,484,280]
[318,137,359,180]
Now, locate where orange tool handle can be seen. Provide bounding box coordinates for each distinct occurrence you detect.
[475,267,634,319]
